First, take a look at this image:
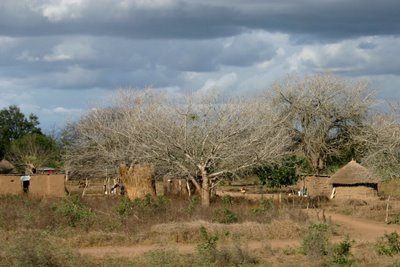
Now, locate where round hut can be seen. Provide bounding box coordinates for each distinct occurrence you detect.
[330,160,380,200]
[0,159,14,174]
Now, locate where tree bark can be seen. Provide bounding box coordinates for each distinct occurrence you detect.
[201,168,211,207]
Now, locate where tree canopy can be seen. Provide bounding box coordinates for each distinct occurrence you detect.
[0,105,41,159]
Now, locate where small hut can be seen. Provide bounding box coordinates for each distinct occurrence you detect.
[119,163,156,199]
[0,159,14,174]
[330,160,380,200]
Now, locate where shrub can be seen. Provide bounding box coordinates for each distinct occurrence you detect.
[376,232,400,256]
[302,223,330,259]
[0,230,82,267]
[197,226,219,263]
[212,208,238,224]
[54,195,94,229]
[116,196,133,217]
[186,196,200,214]
[221,195,234,205]
[332,237,354,265]
[252,198,274,215]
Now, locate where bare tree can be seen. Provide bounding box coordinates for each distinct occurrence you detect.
[65,89,289,206]
[356,102,400,179]
[270,73,374,174]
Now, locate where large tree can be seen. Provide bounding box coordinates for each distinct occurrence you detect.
[7,133,61,171]
[0,105,41,159]
[271,74,374,174]
[65,89,289,206]
[356,103,400,180]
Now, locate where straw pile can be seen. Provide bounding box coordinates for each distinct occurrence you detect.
[119,163,156,199]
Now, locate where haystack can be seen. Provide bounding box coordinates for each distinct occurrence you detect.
[120,163,156,199]
[0,159,14,174]
[330,160,380,200]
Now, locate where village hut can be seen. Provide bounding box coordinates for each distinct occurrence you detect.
[119,163,156,199]
[329,160,380,200]
[0,159,14,174]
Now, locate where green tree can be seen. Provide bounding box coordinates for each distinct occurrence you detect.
[0,105,41,159]
[7,133,61,169]
[255,156,306,188]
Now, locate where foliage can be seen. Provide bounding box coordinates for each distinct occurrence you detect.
[221,195,234,205]
[116,196,133,217]
[255,156,304,187]
[54,195,94,228]
[212,208,238,224]
[332,237,354,265]
[252,198,275,215]
[186,195,200,214]
[0,105,41,159]
[7,133,61,169]
[131,194,168,213]
[0,230,81,267]
[376,232,400,256]
[387,214,400,225]
[197,226,219,263]
[302,223,330,258]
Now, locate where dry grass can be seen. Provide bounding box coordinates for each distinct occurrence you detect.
[150,219,305,244]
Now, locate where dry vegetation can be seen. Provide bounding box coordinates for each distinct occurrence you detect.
[2,192,400,266]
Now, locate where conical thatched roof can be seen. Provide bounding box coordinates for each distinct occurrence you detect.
[0,159,14,174]
[330,160,380,185]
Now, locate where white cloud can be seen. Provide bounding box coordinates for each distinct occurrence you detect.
[41,0,86,22]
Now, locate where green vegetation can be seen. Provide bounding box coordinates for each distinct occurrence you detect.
[376,232,400,256]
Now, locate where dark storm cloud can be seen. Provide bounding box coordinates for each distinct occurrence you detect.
[0,0,399,41]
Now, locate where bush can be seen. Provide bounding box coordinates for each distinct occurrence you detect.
[302,223,330,259]
[0,230,82,267]
[212,208,238,224]
[54,195,94,229]
[197,226,219,263]
[221,195,234,205]
[376,232,400,256]
[116,196,133,217]
[186,196,200,214]
[252,198,274,215]
[332,237,354,265]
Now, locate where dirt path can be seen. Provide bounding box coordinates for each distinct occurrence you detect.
[79,210,400,258]
[306,209,400,242]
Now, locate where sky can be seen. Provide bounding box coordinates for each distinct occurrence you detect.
[1,0,400,131]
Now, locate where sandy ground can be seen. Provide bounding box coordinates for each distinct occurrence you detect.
[79,209,400,258]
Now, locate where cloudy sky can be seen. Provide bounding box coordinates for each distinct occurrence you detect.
[1,0,400,130]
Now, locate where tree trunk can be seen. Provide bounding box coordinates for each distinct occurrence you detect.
[201,168,211,207]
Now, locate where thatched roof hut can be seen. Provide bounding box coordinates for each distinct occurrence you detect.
[0,159,14,174]
[330,160,380,200]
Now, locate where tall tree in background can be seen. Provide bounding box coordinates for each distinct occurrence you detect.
[0,105,41,159]
[7,133,61,171]
[271,74,374,174]
[64,89,289,206]
[356,103,400,179]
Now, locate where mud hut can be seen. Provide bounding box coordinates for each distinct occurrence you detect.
[119,163,156,199]
[330,160,380,200]
[0,159,14,174]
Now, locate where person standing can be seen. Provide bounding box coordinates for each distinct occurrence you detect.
[21,174,31,193]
